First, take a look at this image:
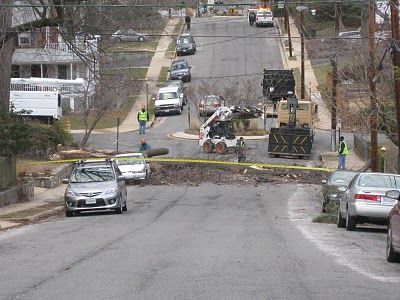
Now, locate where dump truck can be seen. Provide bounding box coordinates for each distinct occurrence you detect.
[268,95,315,159]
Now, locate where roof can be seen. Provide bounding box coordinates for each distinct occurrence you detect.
[157,86,179,93]
[12,48,82,64]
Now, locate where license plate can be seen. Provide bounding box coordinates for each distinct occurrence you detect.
[164,109,170,113]
[85,198,97,204]
[381,197,397,205]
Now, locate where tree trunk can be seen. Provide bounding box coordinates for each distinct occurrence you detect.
[0,0,14,115]
[360,0,369,38]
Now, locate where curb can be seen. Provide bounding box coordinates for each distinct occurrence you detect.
[2,206,64,223]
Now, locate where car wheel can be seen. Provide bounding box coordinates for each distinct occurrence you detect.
[115,195,123,214]
[345,208,356,231]
[66,211,73,218]
[215,141,227,154]
[336,206,346,228]
[139,36,145,42]
[203,140,214,153]
[386,225,400,262]
[188,76,191,82]
[122,201,127,212]
[155,112,159,117]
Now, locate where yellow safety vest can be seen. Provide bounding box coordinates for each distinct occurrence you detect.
[340,141,348,155]
[138,111,147,121]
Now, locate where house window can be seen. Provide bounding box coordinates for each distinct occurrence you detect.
[11,65,20,78]
[18,32,33,46]
[58,65,67,79]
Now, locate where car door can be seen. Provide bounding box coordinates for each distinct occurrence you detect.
[390,176,400,247]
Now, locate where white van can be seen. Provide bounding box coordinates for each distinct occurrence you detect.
[256,10,274,27]
[154,86,183,116]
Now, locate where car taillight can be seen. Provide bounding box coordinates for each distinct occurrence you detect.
[354,194,379,201]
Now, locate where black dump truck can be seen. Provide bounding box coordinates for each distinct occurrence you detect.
[262,69,296,102]
[267,94,314,159]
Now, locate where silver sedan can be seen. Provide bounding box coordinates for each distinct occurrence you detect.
[337,172,400,231]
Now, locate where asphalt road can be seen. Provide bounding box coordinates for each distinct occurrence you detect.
[1,184,399,299]
[76,16,341,165]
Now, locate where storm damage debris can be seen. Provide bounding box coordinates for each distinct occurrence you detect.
[143,163,329,186]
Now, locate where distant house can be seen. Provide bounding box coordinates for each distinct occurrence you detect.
[11,1,98,82]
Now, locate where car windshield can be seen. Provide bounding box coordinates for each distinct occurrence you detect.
[171,63,187,71]
[158,92,177,100]
[330,172,356,185]
[177,38,191,45]
[116,157,144,165]
[358,174,400,188]
[70,166,115,183]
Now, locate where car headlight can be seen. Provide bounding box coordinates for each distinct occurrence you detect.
[105,186,119,194]
[174,103,181,108]
[65,189,79,197]
[329,193,338,199]
[188,45,193,49]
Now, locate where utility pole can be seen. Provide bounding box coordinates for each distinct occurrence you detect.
[331,1,340,152]
[369,0,378,172]
[390,0,400,173]
[300,2,305,99]
[285,1,293,57]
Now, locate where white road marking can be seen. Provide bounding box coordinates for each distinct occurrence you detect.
[288,185,400,283]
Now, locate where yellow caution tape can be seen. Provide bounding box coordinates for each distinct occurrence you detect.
[28,157,334,172]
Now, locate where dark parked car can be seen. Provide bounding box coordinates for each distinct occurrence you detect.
[176,33,196,56]
[112,29,149,42]
[337,172,400,231]
[169,59,191,82]
[384,190,400,262]
[321,170,357,212]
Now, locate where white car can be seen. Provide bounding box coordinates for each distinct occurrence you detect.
[114,153,150,181]
[256,10,274,27]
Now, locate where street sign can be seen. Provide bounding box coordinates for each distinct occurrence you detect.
[278,2,284,9]
[337,118,342,129]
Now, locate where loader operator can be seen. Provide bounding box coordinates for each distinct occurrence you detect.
[236,137,246,163]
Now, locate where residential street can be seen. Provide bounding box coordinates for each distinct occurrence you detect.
[2,8,400,300]
[1,184,399,299]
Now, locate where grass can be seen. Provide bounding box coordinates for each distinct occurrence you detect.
[165,19,184,57]
[102,67,148,80]
[62,95,139,130]
[110,41,158,52]
[157,66,170,86]
[292,67,301,96]
[313,64,331,92]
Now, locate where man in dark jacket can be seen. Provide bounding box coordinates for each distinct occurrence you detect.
[249,11,256,26]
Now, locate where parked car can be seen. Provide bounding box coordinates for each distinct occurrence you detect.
[198,95,224,117]
[337,172,400,231]
[384,190,400,262]
[114,153,150,181]
[112,29,149,42]
[154,85,183,116]
[321,170,357,212]
[163,79,187,105]
[169,59,191,82]
[63,159,127,217]
[256,10,274,27]
[176,33,196,56]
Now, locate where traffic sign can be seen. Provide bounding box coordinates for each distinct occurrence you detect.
[278,2,284,9]
[337,118,342,129]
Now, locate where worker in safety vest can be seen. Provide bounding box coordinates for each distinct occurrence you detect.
[236,137,246,163]
[137,105,149,134]
[338,136,348,170]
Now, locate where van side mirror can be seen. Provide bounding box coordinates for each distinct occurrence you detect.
[62,178,69,184]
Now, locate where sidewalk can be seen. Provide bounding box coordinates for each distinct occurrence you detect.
[276,16,331,131]
[0,185,65,230]
[71,17,181,135]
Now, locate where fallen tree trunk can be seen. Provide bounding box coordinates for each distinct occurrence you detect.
[144,148,169,158]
